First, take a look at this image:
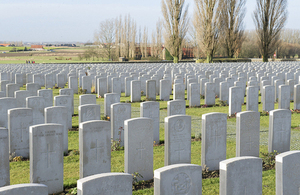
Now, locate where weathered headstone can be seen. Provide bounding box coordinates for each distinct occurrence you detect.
[59,88,74,114]
[0,127,9,187]
[54,95,72,129]
[6,83,19,97]
[189,83,200,107]
[229,86,242,116]
[82,76,92,94]
[26,83,40,96]
[130,80,141,102]
[262,85,275,112]
[220,156,262,195]
[77,173,132,195]
[294,84,300,110]
[146,80,156,101]
[111,103,131,147]
[26,96,45,125]
[246,86,259,112]
[124,118,153,181]
[160,80,170,101]
[202,113,227,170]
[167,100,186,116]
[165,115,191,165]
[236,111,260,157]
[79,94,96,106]
[79,120,111,178]
[14,90,30,108]
[0,183,48,195]
[205,82,215,106]
[8,108,33,158]
[38,89,53,108]
[278,85,290,109]
[154,164,202,195]
[68,76,78,94]
[45,106,68,153]
[276,150,300,195]
[30,124,64,194]
[173,83,185,100]
[97,77,107,98]
[268,109,291,153]
[104,93,120,117]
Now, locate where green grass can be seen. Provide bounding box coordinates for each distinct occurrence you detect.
[8,89,299,194]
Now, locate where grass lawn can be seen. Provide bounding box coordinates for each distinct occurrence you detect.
[9,87,298,194]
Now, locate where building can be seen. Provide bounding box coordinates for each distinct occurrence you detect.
[30,45,44,51]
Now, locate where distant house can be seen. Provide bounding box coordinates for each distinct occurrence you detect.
[30,45,44,51]
[0,44,12,47]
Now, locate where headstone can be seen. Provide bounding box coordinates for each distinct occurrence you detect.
[0,80,10,97]
[104,93,120,118]
[38,89,53,108]
[26,83,40,96]
[45,73,54,89]
[130,80,141,102]
[30,124,64,194]
[294,84,300,110]
[45,106,68,153]
[79,120,111,178]
[79,94,96,106]
[26,96,45,125]
[8,108,33,158]
[97,77,107,98]
[262,85,275,112]
[82,76,92,94]
[0,183,48,195]
[268,109,291,153]
[278,85,290,110]
[205,82,215,106]
[220,81,229,105]
[287,79,295,101]
[236,111,260,157]
[274,79,284,102]
[14,90,30,108]
[165,115,191,165]
[0,127,9,187]
[202,113,227,170]
[219,156,262,195]
[125,77,133,97]
[276,150,300,195]
[68,76,78,94]
[6,83,19,97]
[33,74,44,88]
[167,100,186,116]
[246,86,259,112]
[160,80,170,101]
[112,77,121,95]
[56,74,65,88]
[77,173,132,195]
[146,80,156,101]
[15,73,23,87]
[229,86,242,116]
[54,95,72,129]
[173,83,185,100]
[140,101,160,145]
[0,98,17,128]
[124,118,153,181]
[154,164,202,195]
[59,88,74,114]
[189,83,200,107]
[111,103,131,147]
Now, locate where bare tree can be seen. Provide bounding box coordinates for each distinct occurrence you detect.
[194,0,221,63]
[94,18,115,61]
[161,0,189,63]
[220,0,246,58]
[253,0,287,62]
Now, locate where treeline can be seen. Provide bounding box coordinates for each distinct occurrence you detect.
[85,0,294,63]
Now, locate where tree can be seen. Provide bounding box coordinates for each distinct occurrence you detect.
[220,0,246,58]
[253,0,287,62]
[94,19,115,61]
[161,0,189,63]
[194,0,221,63]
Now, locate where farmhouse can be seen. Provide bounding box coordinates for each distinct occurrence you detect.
[30,45,44,51]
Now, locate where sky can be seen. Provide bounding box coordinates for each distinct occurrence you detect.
[1,0,299,43]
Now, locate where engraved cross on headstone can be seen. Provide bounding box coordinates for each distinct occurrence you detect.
[211,127,222,148]
[42,144,56,168]
[136,142,146,159]
[90,139,104,162]
[19,122,27,142]
[175,143,185,161]
[245,136,254,151]
[278,122,288,148]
